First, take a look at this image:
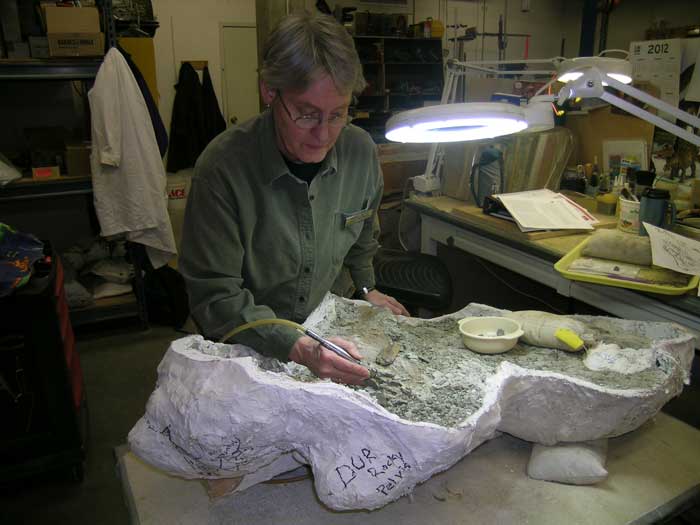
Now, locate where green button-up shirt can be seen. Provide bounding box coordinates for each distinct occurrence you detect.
[179,110,382,360]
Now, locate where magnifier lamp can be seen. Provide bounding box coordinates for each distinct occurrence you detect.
[386,54,700,193]
[387,56,561,191]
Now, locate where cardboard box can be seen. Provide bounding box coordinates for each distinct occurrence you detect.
[48,33,104,57]
[65,141,91,177]
[44,6,104,57]
[32,166,61,181]
[28,36,49,59]
[6,41,30,59]
[564,105,655,167]
[45,6,100,33]
[118,37,159,105]
[377,143,430,196]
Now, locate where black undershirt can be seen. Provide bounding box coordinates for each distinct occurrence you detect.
[284,157,323,185]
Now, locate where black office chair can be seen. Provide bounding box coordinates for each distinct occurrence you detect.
[373,248,452,315]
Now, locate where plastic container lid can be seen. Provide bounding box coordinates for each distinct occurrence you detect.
[642,187,671,199]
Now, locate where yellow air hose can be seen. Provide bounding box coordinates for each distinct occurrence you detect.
[218,318,360,364]
[218,318,305,343]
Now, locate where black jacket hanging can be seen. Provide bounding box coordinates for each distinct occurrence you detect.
[166,63,226,173]
[117,45,168,158]
[202,66,226,142]
[167,62,205,173]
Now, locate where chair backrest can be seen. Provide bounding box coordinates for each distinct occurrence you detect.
[373,248,452,311]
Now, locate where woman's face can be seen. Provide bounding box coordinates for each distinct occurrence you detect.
[262,75,352,164]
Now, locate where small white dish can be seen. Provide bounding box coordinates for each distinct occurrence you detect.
[458,316,523,354]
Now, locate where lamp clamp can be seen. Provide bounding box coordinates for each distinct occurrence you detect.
[558,68,606,105]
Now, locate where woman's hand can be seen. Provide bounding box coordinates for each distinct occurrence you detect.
[289,336,369,385]
[364,289,410,317]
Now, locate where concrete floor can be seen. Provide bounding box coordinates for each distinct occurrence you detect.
[1,323,699,525]
[2,324,179,525]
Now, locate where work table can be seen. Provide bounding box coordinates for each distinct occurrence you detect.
[405,196,700,337]
[116,412,700,524]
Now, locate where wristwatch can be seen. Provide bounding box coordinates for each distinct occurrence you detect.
[361,286,375,297]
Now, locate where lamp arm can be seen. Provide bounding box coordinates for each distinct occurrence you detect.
[599,92,700,147]
[458,63,556,76]
[423,64,461,183]
[421,66,459,179]
[450,58,563,67]
[559,69,700,147]
[446,58,560,78]
[533,76,559,97]
[604,74,700,130]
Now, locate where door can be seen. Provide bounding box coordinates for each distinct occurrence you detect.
[221,24,260,127]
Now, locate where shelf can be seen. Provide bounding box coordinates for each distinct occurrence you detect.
[0,59,102,80]
[0,176,93,202]
[354,34,443,143]
[388,92,441,97]
[353,35,442,40]
[70,293,139,327]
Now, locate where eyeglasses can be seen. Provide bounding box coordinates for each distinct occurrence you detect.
[276,90,354,129]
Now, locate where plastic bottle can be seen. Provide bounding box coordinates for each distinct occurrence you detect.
[596,192,617,215]
[591,156,600,191]
[586,169,599,196]
[430,19,444,38]
[424,18,432,38]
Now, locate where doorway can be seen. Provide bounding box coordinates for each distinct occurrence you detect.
[221,24,260,127]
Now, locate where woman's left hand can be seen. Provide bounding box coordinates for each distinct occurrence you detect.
[363,289,410,317]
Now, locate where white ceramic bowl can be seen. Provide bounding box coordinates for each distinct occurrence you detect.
[458,316,524,354]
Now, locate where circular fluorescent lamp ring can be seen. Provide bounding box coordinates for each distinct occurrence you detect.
[557,56,632,84]
[385,102,528,143]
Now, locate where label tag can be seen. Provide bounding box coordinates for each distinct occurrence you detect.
[343,207,372,227]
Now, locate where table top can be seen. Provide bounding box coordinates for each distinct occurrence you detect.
[406,195,700,315]
[406,195,598,259]
[117,413,700,525]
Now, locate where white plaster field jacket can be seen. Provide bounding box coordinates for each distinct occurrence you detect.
[89,47,176,268]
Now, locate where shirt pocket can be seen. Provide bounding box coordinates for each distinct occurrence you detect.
[332,206,372,265]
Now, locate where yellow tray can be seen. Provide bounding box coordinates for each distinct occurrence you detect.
[554,237,700,296]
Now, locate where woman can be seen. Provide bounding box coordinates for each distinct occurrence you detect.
[180,10,408,385]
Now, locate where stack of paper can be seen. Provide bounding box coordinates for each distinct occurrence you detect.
[496,189,598,232]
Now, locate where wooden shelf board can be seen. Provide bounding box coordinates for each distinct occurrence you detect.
[353,35,442,40]
[70,292,140,326]
[11,175,91,185]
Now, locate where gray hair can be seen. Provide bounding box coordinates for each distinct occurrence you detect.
[260,10,366,97]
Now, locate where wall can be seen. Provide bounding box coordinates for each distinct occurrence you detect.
[604,0,700,53]
[257,0,305,76]
[416,0,583,62]
[308,1,583,61]
[147,0,698,134]
[150,0,256,134]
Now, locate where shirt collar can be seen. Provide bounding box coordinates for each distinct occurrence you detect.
[259,110,338,185]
